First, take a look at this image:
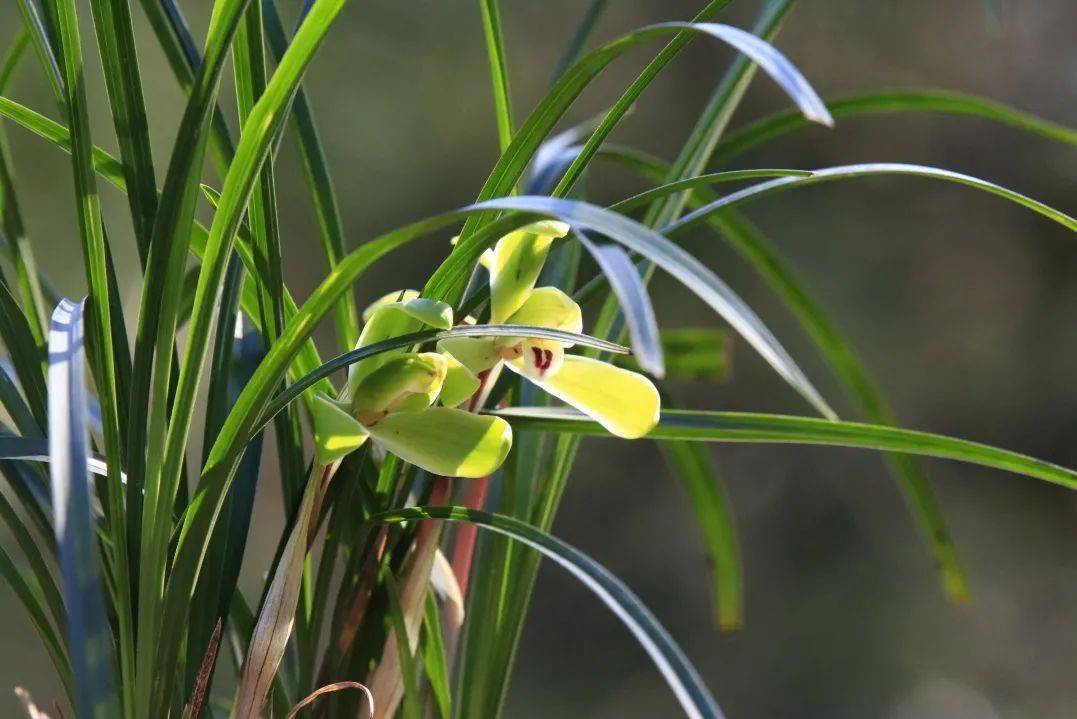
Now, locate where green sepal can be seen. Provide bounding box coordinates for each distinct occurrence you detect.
[367,407,513,478]
[437,337,500,375]
[350,295,454,389]
[488,221,569,323]
[361,289,421,321]
[310,392,369,464]
[351,352,447,415]
[439,351,482,407]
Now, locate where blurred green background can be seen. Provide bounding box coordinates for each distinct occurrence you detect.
[1,0,1076,716]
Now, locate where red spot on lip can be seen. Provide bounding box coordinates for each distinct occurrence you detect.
[531,347,553,375]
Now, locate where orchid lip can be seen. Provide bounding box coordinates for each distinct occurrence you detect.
[531,346,554,375]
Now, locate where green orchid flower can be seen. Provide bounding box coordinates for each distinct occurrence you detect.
[439,222,661,439]
[310,292,512,477]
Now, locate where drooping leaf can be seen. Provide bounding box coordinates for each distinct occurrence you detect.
[549,12,828,201]
[712,89,1077,164]
[601,146,973,601]
[368,506,726,719]
[575,231,663,377]
[665,163,1077,235]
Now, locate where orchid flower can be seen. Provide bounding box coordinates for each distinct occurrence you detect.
[310,292,512,477]
[438,221,660,439]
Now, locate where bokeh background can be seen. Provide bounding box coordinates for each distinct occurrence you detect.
[1,0,1076,716]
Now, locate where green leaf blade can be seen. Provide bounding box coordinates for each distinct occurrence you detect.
[47,298,121,719]
[369,506,726,719]
[496,407,1077,491]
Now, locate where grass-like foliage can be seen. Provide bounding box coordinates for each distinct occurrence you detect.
[0,0,1072,717]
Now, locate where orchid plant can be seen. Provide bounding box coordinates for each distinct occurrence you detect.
[0,1,1073,718]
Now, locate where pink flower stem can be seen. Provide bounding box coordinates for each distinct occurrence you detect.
[449,367,499,598]
[449,476,490,597]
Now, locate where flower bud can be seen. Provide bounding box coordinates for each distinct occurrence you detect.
[351,352,447,424]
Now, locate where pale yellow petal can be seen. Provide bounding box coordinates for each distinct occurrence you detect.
[518,355,660,439]
[505,286,583,337]
[488,221,569,323]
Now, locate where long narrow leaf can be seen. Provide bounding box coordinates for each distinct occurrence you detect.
[368,506,725,719]
[640,0,796,229]
[132,8,252,700]
[421,589,452,719]
[598,146,979,599]
[575,230,664,377]
[712,89,1077,163]
[263,0,358,352]
[479,0,514,152]
[13,0,64,103]
[496,407,1077,490]
[0,30,49,347]
[666,163,1077,235]
[47,299,120,718]
[233,466,325,719]
[551,15,831,201]
[132,3,252,696]
[710,210,969,601]
[659,441,742,630]
[158,0,352,574]
[87,0,158,262]
[45,1,134,705]
[550,0,609,83]
[136,0,238,170]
